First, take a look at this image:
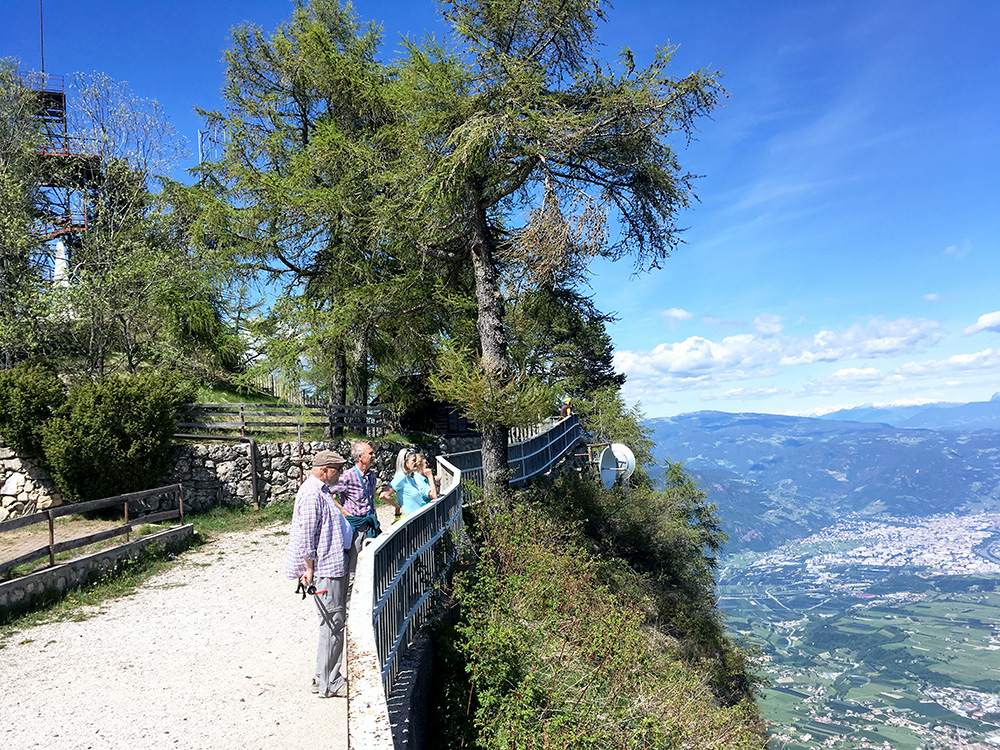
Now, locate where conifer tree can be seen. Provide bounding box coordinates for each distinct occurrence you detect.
[385,0,723,500]
[197,0,459,412]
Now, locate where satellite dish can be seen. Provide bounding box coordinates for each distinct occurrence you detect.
[598,443,636,489]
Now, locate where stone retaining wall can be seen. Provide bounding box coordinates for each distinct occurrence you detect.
[0,434,483,521]
[165,436,477,514]
[0,444,64,522]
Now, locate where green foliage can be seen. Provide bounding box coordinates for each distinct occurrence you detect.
[430,485,766,749]
[429,340,557,429]
[507,284,625,400]
[0,62,233,378]
[0,61,50,368]
[370,0,723,494]
[0,360,66,457]
[547,471,761,705]
[39,372,195,503]
[575,384,655,466]
[195,0,464,411]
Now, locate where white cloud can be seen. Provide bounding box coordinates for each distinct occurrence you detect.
[899,348,1000,377]
[661,308,694,326]
[616,316,949,405]
[615,333,783,381]
[945,242,970,258]
[803,367,904,396]
[799,349,1000,396]
[753,313,784,335]
[963,311,1000,336]
[779,318,941,365]
[924,293,939,302]
[700,386,788,402]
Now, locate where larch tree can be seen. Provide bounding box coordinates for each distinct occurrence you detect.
[196,0,461,415]
[384,0,723,501]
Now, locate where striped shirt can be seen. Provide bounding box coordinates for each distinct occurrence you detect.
[330,465,377,517]
[286,474,352,580]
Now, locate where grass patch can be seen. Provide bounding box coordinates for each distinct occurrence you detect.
[194,381,283,404]
[0,539,186,636]
[187,499,294,539]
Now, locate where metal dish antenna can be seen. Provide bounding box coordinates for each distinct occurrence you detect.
[598,443,636,489]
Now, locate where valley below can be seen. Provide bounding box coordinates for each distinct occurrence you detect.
[721,512,1000,749]
[646,397,1000,748]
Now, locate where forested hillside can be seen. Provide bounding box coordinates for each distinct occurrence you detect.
[647,408,1000,551]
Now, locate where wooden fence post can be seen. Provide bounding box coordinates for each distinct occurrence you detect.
[47,510,55,567]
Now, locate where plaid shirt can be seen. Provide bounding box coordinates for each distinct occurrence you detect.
[330,465,377,517]
[285,474,352,580]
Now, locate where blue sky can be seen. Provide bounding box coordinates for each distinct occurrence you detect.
[3,1,999,418]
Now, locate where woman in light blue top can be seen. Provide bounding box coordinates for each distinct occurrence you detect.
[390,448,431,516]
[414,453,439,500]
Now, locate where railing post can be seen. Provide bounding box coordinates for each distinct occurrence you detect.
[124,499,130,543]
[47,510,55,567]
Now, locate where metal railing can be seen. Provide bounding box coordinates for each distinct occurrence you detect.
[437,413,581,492]
[348,415,584,747]
[370,455,464,693]
[364,413,582,691]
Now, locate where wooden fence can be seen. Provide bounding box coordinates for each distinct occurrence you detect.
[177,403,388,438]
[0,484,184,577]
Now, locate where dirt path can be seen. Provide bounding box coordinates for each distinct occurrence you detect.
[0,516,122,570]
[0,523,347,750]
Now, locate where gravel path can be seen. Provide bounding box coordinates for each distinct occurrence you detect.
[0,523,347,750]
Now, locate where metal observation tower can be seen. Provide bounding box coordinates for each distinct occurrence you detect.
[23,70,104,283]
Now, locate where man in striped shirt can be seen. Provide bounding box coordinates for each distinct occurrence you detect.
[330,442,400,571]
[286,450,352,699]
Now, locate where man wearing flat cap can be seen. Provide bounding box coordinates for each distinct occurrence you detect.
[286,449,353,698]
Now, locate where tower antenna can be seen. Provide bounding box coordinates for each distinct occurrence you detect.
[39,0,45,73]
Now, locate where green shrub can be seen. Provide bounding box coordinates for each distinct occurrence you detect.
[40,372,195,503]
[0,360,66,457]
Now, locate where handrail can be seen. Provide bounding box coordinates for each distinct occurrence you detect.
[348,414,584,748]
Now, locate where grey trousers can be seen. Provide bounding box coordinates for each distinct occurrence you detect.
[314,573,348,695]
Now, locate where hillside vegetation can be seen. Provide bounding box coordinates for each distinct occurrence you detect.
[428,464,767,749]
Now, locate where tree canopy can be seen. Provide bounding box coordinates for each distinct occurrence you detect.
[377,0,722,498]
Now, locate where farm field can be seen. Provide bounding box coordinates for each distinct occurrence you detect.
[721,516,1000,749]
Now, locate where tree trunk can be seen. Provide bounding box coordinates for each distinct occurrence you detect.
[470,214,511,502]
[349,324,371,436]
[329,344,348,438]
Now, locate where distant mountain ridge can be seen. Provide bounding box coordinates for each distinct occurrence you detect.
[646,397,1000,552]
[823,392,1000,430]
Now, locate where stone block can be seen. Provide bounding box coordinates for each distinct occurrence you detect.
[215,461,237,481]
[37,494,62,510]
[1,472,25,496]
